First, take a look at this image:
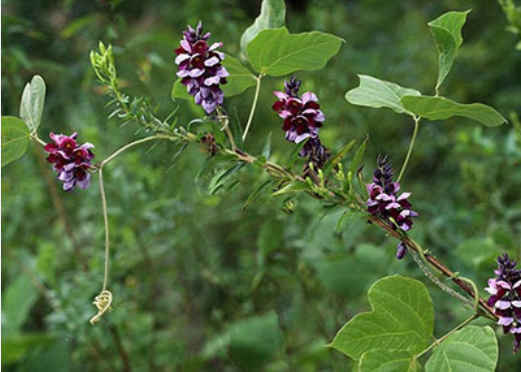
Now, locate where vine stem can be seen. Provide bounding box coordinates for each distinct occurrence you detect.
[216,106,236,151]
[31,134,47,147]
[416,313,479,359]
[397,116,420,182]
[98,168,110,291]
[100,134,174,168]
[368,215,497,320]
[242,75,262,142]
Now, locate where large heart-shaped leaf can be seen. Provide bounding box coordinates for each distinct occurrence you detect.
[428,10,470,92]
[400,95,507,127]
[345,75,421,116]
[425,326,498,372]
[247,27,344,77]
[330,275,434,360]
[359,350,422,372]
[1,116,31,167]
[20,75,46,134]
[240,0,286,58]
[171,55,256,101]
[221,56,258,96]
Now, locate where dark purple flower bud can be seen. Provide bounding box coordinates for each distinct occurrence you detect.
[284,74,301,97]
[175,21,228,114]
[366,156,418,258]
[486,253,521,353]
[44,133,95,191]
[396,241,407,259]
[272,78,325,151]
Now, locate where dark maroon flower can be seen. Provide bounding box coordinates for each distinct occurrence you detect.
[175,21,228,114]
[272,75,325,147]
[44,133,95,191]
[366,156,418,258]
[486,253,521,353]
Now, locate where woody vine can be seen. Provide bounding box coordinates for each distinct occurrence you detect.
[1,1,518,370]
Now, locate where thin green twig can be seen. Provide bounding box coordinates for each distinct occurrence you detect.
[242,75,262,142]
[397,116,420,182]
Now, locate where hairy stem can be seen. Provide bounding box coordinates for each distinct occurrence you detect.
[242,75,262,142]
[397,116,420,182]
[369,216,497,319]
[409,249,473,307]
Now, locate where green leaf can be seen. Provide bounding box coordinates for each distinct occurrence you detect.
[262,131,272,159]
[221,56,258,96]
[20,75,46,133]
[272,180,312,196]
[1,116,31,167]
[330,275,434,360]
[322,139,356,177]
[171,56,257,101]
[247,27,344,77]
[1,334,54,365]
[400,95,507,127]
[428,10,471,92]
[425,326,498,372]
[347,137,368,190]
[359,350,422,372]
[287,139,308,168]
[240,0,286,58]
[228,311,284,370]
[345,75,421,116]
[171,79,192,101]
[243,179,274,210]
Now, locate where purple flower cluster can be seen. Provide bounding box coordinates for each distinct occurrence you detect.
[44,133,95,191]
[272,75,326,157]
[486,253,521,353]
[175,21,228,114]
[366,156,418,259]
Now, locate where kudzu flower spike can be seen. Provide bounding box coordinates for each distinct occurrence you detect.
[175,21,229,114]
[44,133,95,191]
[366,156,418,259]
[486,253,521,353]
[272,75,325,151]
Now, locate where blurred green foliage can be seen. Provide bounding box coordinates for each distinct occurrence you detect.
[2,0,521,370]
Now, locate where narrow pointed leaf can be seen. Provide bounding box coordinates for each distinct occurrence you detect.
[243,179,274,210]
[240,0,286,58]
[401,95,507,127]
[247,27,344,77]
[20,75,46,133]
[322,139,356,177]
[2,116,31,167]
[429,10,471,91]
[347,137,367,190]
[345,75,421,116]
[273,181,312,196]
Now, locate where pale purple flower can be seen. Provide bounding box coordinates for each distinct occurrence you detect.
[486,253,521,352]
[272,75,327,159]
[366,156,418,259]
[44,133,94,191]
[175,21,228,114]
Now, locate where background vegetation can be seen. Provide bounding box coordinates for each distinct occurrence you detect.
[2,0,521,370]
